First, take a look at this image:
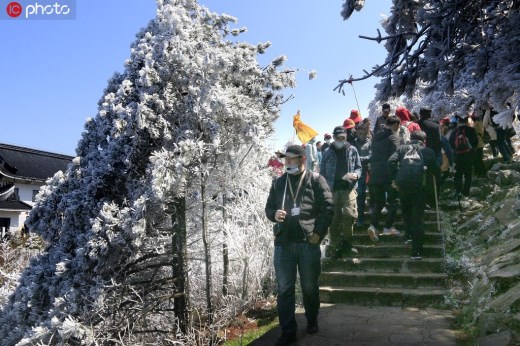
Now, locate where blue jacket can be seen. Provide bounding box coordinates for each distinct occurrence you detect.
[320,143,362,191]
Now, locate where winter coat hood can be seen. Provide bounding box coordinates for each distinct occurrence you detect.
[396,107,411,122]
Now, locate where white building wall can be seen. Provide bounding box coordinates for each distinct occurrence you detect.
[0,182,43,236]
[0,211,23,234]
[16,182,44,207]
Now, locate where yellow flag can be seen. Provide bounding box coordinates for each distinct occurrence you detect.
[293,111,319,144]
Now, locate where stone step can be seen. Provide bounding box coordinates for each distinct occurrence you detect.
[320,271,448,289]
[440,205,459,212]
[393,221,442,232]
[351,232,443,245]
[348,244,444,258]
[394,218,442,233]
[322,257,446,273]
[319,286,448,308]
[319,208,448,309]
[360,209,441,222]
[356,221,443,233]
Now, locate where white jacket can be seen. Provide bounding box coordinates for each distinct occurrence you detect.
[482,109,497,141]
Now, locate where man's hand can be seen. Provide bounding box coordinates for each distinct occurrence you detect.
[275,210,287,222]
[342,172,358,182]
[308,233,321,244]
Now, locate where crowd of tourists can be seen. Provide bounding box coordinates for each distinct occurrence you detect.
[268,103,517,257]
[265,103,517,345]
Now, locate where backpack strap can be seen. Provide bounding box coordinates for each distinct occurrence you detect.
[399,143,414,161]
[413,143,424,161]
[399,143,424,169]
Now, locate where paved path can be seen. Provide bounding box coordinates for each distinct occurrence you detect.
[250,304,469,345]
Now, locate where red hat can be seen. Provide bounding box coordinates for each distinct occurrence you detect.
[349,110,362,124]
[324,133,332,140]
[395,107,411,122]
[343,118,356,130]
[439,117,450,126]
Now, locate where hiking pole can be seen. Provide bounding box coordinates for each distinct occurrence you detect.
[432,173,447,260]
[281,176,288,211]
[275,176,289,234]
[432,174,441,234]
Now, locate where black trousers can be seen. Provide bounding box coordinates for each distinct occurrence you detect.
[495,127,511,162]
[489,140,498,157]
[473,147,486,176]
[454,153,474,196]
[369,183,398,230]
[399,186,426,255]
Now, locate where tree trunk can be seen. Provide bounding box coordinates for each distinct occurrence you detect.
[222,194,229,296]
[201,178,213,322]
[241,257,249,300]
[171,196,189,333]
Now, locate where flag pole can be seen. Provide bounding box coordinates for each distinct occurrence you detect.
[293,109,299,143]
[349,81,362,115]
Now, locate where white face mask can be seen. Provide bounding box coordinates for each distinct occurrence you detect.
[286,164,301,175]
[285,157,303,174]
[325,139,331,144]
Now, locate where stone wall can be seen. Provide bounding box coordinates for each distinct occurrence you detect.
[444,160,520,345]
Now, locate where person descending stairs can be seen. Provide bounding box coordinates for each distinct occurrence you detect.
[320,207,447,307]
[321,130,445,307]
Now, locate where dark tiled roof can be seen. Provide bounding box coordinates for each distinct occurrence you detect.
[0,143,73,181]
[0,200,32,211]
[0,183,15,200]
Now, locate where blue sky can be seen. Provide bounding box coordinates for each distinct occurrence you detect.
[1,0,390,156]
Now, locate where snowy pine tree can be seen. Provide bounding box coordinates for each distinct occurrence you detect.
[0,0,295,344]
[339,0,520,124]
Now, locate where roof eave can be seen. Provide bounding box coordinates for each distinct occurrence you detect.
[0,171,46,184]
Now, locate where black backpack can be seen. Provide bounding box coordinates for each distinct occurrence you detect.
[396,144,425,187]
[454,127,472,154]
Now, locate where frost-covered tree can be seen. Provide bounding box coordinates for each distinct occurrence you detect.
[0,0,295,344]
[0,238,43,310]
[185,147,277,325]
[339,0,520,126]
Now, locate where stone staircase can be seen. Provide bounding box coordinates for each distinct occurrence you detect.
[319,210,448,308]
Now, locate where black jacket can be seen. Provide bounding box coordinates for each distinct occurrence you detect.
[265,170,334,246]
[369,127,400,185]
[448,125,479,155]
[388,140,441,188]
[373,115,388,133]
[418,118,442,155]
